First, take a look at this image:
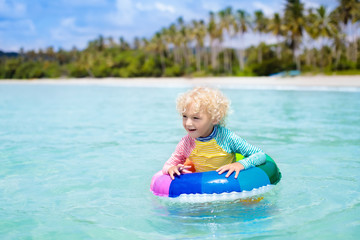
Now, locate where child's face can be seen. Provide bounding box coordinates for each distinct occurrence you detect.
[182,104,217,139]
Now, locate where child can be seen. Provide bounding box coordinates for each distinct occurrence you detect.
[162,87,266,180]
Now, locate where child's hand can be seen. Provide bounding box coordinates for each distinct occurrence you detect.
[168,164,192,180]
[216,162,245,178]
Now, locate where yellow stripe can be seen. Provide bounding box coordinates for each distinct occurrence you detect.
[189,139,235,172]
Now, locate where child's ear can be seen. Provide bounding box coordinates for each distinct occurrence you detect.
[212,119,219,125]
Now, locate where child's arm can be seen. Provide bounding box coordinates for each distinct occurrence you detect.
[216,128,266,178]
[227,129,266,168]
[233,141,266,168]
[162,136,194,178]
[216,142,265,178]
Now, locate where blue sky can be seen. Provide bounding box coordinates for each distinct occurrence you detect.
[0,0,338,52]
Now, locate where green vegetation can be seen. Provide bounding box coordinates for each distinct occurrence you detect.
[1,0,359,79]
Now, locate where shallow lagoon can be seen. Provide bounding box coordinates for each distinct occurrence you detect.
[0,82,359,239]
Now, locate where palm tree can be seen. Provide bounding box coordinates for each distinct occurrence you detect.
[149,32,166,75]
[334,0,360,62]
[207,12,222,71]
[45,46,56,61]
[133,37,141,50]
[79,51,94,77]
[167,23,180,65]
[177,17,192,71]
[87,35,105,52]
[191,20,207,72]
[107,37,116,48]
[331,31,346,69]
[218,7,235,74]
[235,9,251,71]
[284,0,305,70]
[97,35,105,51]
[254,10,267,63]
[312,6,339,68]
[314,6,338,44]
[268,13,285,59]
[119,37,130,51]
[328,9,347,69]
[303,8,318,67]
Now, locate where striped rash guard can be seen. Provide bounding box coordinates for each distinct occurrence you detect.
[162,125,266,174]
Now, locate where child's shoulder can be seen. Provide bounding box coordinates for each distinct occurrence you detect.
[179,134,195,144]
[217,125,234,135]
[216,125,239,139]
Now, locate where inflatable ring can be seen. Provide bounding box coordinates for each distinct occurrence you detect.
[150,154,281,198]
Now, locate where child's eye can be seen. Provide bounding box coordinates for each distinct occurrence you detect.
[193,116,200,120]
[182,115,187,118]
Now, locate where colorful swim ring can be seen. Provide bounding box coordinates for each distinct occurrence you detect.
[150,154,281,198]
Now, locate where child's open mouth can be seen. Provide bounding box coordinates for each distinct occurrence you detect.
[188,129,196,132]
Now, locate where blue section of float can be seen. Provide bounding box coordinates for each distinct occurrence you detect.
[169,172,203,197]
[237,167,270,191]
[201,171,241,194]
[161,168,272,197]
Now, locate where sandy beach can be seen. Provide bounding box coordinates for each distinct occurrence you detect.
[1,76,360,90]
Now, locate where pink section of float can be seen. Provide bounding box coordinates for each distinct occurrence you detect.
[150,171,172,197]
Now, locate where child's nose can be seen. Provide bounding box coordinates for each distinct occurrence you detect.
[186,118,193,126]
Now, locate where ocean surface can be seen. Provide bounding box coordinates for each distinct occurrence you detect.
[0,82,359,239]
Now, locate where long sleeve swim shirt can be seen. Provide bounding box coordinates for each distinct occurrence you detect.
[162,125,266,174]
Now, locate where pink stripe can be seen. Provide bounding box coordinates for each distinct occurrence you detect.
[166,135,195,167]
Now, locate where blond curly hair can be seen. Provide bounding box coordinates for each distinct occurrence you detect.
[176,87,230,126]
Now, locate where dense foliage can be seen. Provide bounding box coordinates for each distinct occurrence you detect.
[1,0,359,79]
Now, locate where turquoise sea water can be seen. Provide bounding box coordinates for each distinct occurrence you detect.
[0,82,359,239]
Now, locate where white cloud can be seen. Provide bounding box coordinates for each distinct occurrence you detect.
[253,2,275,16]
[51,17,94,41]
[154,2,175,14]
[0,0,26,18]
[135,2,152,11]
[106,0,135,26]
[61,18,76,28]
[48,17,97,50]
[135,2,175,14]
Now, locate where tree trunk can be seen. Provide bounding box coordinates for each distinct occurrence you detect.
[258,34,263,63]
[258,45,263,64]
[350,23,358,63]
[203,47,208,71]
[196,45,201,72]
[237,49,245,71]
[160,51,166,75]
[351,24,358,63]
[211,41,218,71]
[182,45,190,69]
[174,47,179,65]
[293,39,300,70]
[276,36,281,59]
[335,48,341,70]
[305,49,310,66]
[228,48,232,74]
[223,47,228,73]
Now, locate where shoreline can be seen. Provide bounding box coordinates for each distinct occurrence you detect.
[1,76,360,91]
